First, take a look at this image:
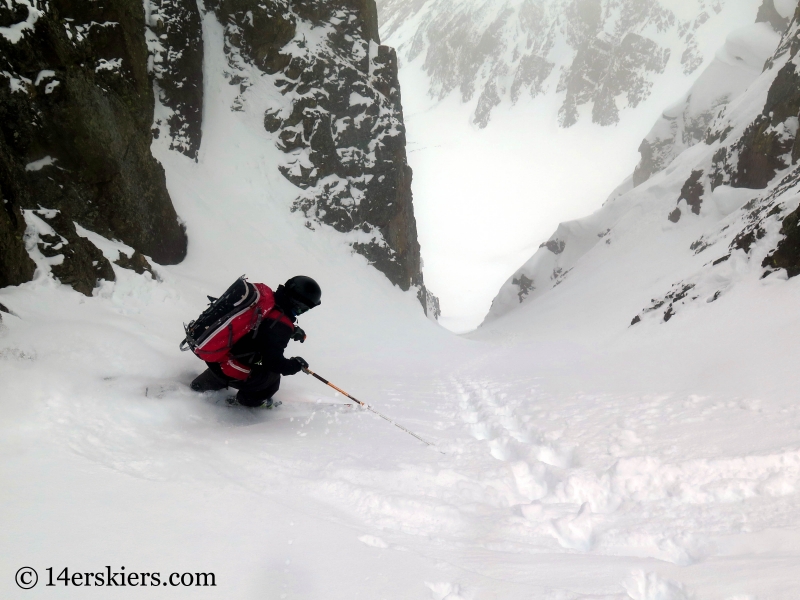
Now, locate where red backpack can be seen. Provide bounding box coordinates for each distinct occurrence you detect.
[180,277,284,362]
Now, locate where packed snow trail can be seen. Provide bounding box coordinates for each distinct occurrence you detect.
[3,7,800,600]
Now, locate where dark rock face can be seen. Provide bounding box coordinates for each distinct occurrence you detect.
[147,0,205,159]
[731,225,764,254]
[208,0,431,308]
[207,0,297,75]
[763,204,800,277]
[115,250,155,276]
[731,114,795,190]
[0,184,35,288]
[757,0,791,33]
[35,209,116,297]
[678,169,705,215]
[419,286,441,319]
[0,0,188,294]
[511,274,534,303]
[728,59,800,189]
[540,239,566,255]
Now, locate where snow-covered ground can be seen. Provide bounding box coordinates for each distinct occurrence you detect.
[3,6,800,600]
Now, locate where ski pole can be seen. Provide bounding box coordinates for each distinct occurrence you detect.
[302,367,444,453]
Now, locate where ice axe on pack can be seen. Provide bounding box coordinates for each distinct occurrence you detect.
[302,367,444,454]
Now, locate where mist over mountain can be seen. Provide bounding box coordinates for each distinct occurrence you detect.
[380,0,763,128]
[485,0,800,328]
[378,0,768,331]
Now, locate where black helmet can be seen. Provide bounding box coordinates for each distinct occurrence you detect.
[278,275,321,316]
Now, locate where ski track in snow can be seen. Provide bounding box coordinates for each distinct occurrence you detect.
[323,377,800,568]
[9,358,800,597]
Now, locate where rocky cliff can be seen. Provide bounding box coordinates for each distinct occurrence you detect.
[0,0,190,295]
[147,0,205,160]
[205,0,434,311]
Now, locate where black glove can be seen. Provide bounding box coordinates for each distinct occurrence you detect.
[284,356,309,375]
[291,326,307,343]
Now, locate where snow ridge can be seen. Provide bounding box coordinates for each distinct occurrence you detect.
[633,20,783,186]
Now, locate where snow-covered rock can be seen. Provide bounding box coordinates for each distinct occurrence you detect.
[378,0,764,129]
[146,0,205,160]
[633,19,784,186]
[1,0,435,313]
[0,0,188,294]
[207,0,433,303]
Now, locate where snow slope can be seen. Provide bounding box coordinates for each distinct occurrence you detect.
[378,0,767,332]
[485,4,800,327]
[3,5,800,600]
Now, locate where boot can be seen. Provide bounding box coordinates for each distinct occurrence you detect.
[190,369,228,392]
[235,389,273,408]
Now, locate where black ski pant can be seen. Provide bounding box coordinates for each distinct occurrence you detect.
[191,364,281,407]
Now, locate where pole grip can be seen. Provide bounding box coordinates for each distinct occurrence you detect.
[303,368,364,405]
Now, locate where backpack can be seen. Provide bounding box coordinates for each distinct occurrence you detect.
[180,276,270,362]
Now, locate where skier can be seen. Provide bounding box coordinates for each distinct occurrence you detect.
[189,276,322,407]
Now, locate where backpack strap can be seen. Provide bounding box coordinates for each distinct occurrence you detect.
[251,309,265,338]
[268,304,294,330]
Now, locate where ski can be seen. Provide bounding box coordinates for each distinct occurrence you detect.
[219,397,282,409]
[297,400,353,409]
